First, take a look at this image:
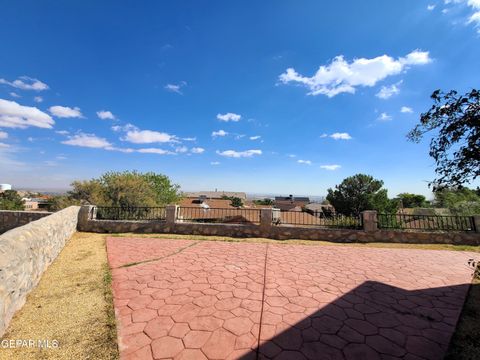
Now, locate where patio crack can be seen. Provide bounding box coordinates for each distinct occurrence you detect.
[256,243,269,360]
[118,241,200,268]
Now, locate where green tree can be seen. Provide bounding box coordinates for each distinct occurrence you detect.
[64,171,181,208]
[253,198,274,206]
[47,195,81,211]
[326,174,397,216]
[229,197,243,208]
[0,190,25,210]
[408,89,480,190]
[433,187,480,215]
[396,193,427,208]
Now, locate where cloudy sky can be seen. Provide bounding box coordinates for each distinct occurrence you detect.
[1,1,479,197]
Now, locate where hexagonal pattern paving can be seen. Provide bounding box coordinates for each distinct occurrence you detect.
[107,238,478,360]
[106,237,195,268]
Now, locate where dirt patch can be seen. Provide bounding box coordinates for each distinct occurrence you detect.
[0,232,118,360]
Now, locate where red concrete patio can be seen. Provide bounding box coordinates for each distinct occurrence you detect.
[107,237,478,360]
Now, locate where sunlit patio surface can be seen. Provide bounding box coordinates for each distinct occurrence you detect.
[107,237,478,360]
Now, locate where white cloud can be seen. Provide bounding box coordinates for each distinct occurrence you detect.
[96,110,116,120]
[191,147,205,154]
[320,164,341,170]
[287,154,296,158]
[467,0,480,28]
[62,133,111,148]
[401,106,413,113]
[0,76,49,91]
[297,159,312,165]
[0,142,10,148]
[137,148,175,155]
[378,112,393,121]
[249,135,261,140]
[182,137,196,141]
[216,149,262,158]
[0,98,54,129]
[279,50,431,97]
[427,4,436,10]
[210,161,220,165]
[49,105,83,118]
[376,82,401,99]
[34,96,43,103]
[212,129,228,137]
[217,112,241,122]
[123,129,178,144]
[175,146,188,153]
[165,81,186,94]
[55,130,69,135]
[0,131,7,139]
[329,132,352,140]
[9,92,20,98]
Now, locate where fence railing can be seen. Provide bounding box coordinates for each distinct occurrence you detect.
[377,213,476,232]
[177,207,261,224]
[96,206,166,221]
[275,210,362,229]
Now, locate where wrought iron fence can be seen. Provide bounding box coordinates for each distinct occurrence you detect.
[96,206,166,221]
[377,213,476,232]
[275,210,362,229]
[177,207,261,224]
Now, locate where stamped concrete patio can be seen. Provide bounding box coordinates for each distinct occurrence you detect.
[107,237,478,360]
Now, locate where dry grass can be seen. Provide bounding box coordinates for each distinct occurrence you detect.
[0,233,118,360]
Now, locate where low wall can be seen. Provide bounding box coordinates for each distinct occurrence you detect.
[0,210,52,234]
[77,206,480,246]
[0,206,80,337]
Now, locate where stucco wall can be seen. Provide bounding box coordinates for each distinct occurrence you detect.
[0,210,52,234]
[0,206,80,336]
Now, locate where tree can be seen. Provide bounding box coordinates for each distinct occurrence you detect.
[253,198,274,206]
[396,193,427,208]
[407,89,480,190]
[229,197,243,208]
[0,190,25,210]
[326,174,397,216]
[47,195,81,211]
[433,186,480,215]
[57,171,181,209]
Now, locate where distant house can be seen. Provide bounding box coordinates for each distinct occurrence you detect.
[305,203,336,216]
[274,195,310,211]
[22,197,50,211]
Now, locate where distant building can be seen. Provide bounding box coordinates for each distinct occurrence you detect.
[274,195,310,211]
[22,197,50,211]
[0,184,12,192]
[183,190,247,201]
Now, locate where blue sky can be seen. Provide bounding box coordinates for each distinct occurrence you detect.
[1,1,479,197]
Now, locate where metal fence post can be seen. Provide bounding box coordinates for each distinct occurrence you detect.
[166,205,178,225]
[362,210,378,232]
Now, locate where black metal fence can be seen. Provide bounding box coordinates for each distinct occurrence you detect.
[96,206,166,221]
[275,210,362,229]
[377,213,476,232]
[177,207,261,224]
